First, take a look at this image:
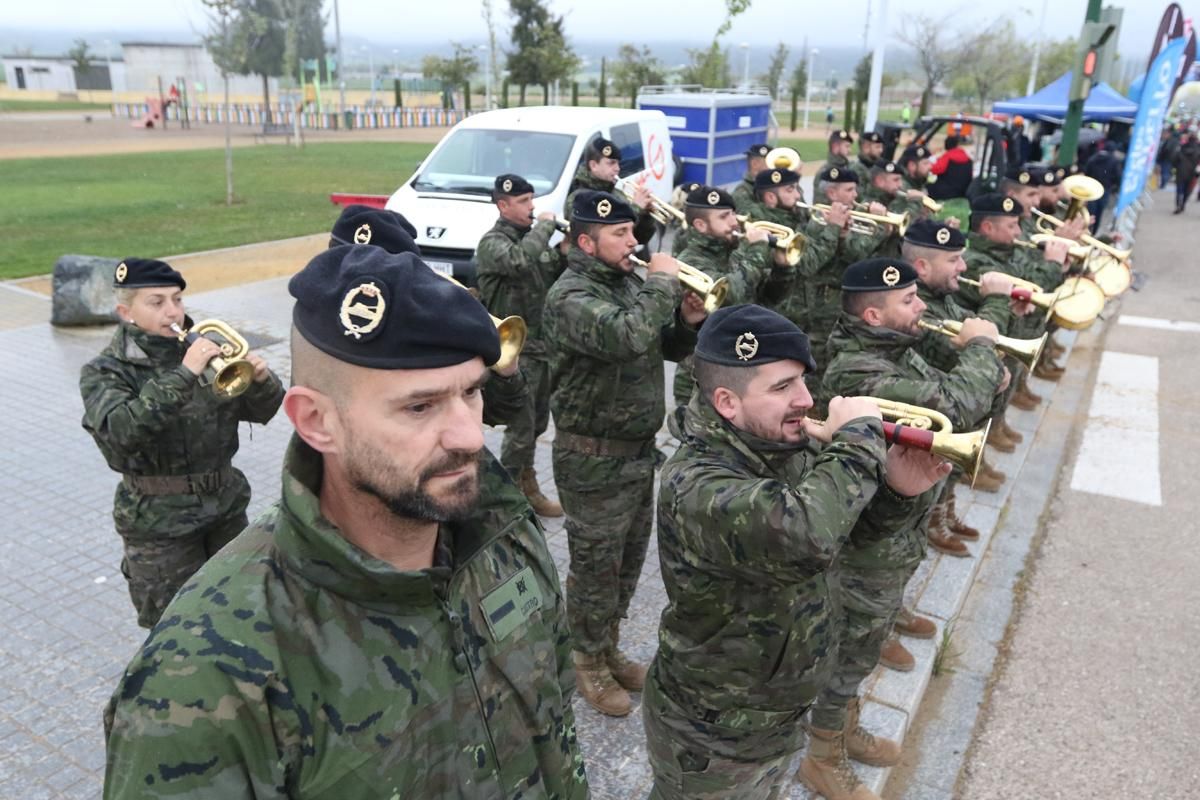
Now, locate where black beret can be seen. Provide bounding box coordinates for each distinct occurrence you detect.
[695,304,817,372]
[754,168,800,191]
[829,129,854,144]
[746,143,771,158]
[685,185,736,209]
[572,190,636,224]
[1048,167,1066,185]
[870,161,900,177]
[494,173,534,198]
[289,245,500,369]
[971,192,1023,218]
[113,258,186,290]
[819,165,858,184]
[899,144,931,165]
[588,137,621,161]
[680,181,704,194]
[860,131,884,144]
[842,257,919,292]
[330,205,419,255]
[904,218,966,250]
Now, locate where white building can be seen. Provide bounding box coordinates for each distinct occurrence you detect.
[121,42,277,100]
[1,55,125,92]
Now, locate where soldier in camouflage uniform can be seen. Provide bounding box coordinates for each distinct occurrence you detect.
[898,144,933,194]
[671,181,704,256]
[958,194,1070,457]
[475,173,566,518]
[646,304,949,800]
[775,167,889,406]
[103,246,589,799]
[731,143,772,212]
[903,220,1020,551]
[543,190,707,717]
[859,161,926,259]
[564,135,657,246]
[848,131,884,187]
[670,184,789,407]
[811,259,1005,800]
[814,129,855,204]
[80,258,284,630]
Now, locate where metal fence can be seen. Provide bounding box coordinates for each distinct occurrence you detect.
[110,102,473,129]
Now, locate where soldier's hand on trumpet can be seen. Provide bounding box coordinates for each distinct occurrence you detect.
[1058,215,1087,242]
[680,291,708,326]
[945,216,962,229]
[950,317,1000,348]
[996,365,1012,395]
[182,337,225,377]
[244,354,271,383]
[1042,237,1072,267]
[978,271,1016,297]
[644,252,680,278]
[885,446,953,496]
[866,201,888,216]
[802,395,882,443]
[536,210,557,223]
[742,225,771,245]
[630,181,654,211]
[823,202,852,231]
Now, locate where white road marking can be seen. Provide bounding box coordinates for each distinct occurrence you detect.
[1118,314,1200,333]
[1070,351,1162,507]
[0,282,50,300]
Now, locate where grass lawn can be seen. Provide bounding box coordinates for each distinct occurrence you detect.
[0,141,434,280]
[773,138,831,164]
[0,98,113,112]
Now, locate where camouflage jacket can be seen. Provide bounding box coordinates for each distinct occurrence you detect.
[849,156,875,187]
[564,165,656,244]
[731,170,757,213]
[958,233,1025,333]
[103,437,588,800]
[822,314,1004,432]
[652,396,927,759]
[1017,216,1066,291]
[858,186,919,259]
[475,217,562,358]
[671,226,696,256]
[676,232,781,307]
[80,322,284,478]
[483,369,528,427]
[916,281,1010,374]
[545,246,694,438]
[900,173,927,194]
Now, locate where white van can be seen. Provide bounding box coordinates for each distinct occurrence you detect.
[385,106,677,284]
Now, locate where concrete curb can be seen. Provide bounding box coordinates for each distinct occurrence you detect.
[773,315,1113,799]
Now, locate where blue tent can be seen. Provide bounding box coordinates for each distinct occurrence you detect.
[992,72,1137,121]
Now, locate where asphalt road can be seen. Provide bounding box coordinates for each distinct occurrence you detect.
[957,191,1200,798]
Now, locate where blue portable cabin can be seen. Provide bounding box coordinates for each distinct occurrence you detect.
[637,85,777,188]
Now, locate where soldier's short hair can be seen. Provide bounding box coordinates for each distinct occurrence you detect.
[999,177,1023,195]
[693,356,755,400]
[900,241,943,265]
[571,220,606,249]
[113,287,139,306]
[684,206,718,227]
[842,289,890,317]
[289,325,355,406]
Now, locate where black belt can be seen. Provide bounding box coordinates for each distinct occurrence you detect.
[123,466,234,496]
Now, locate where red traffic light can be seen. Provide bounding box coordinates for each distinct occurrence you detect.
[1082,50,1098,77]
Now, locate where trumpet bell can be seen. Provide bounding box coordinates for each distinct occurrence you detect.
[178,319,255,399]
[851,396,987,485]
[933,420,990,488]
[764,146,802,171]
[1063,174,1105,220]
[494,316,528,373]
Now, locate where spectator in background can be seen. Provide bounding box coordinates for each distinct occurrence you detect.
[826,105,835,130]
[1171,131,1200,214]
[1158,127,1178,190]
[927,134,974,201]
[1083,142,1123,232]
[901,101,912,125]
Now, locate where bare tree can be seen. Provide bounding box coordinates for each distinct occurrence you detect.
[896,13,963,117]
[761,42,788,101]
[957,19,1026,113]
[480,0,500,108]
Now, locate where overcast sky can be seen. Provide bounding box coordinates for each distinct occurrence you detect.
[4,0,1192,60]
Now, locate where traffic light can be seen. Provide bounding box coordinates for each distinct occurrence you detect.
[1069,22,1116,102]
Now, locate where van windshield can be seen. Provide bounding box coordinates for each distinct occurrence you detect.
[411,129,576,197]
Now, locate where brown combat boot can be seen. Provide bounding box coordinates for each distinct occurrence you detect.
[944,491,980,540]
[844,697,902,767]
[1045,334,1065,358]
[1033,360,1065,381]
[879,636,915,672]
[798,727,880,800]
[986,423,1016,454]
[928,501,971,557]
[1015,373,1044,406]
[520,468,563,518]
[894,607,937,639]
[572,651,632,717]
[1000,417,1024,444]
[606,624,647,692]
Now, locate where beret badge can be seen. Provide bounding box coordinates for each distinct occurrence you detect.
[882,265,901,287]
[340,280,388,340]
[115,263,128,283]
[596,198,612,218]
[1019,171,1031,184]
[502,178,513,192]
[936,227,952,245]
[707,190,721,206]
[735,332,759,361]
[601,145,613,157]
[771,170,782,184]
[353,224,373,245]
[830,168,839,179]
[1002,197,1015,212]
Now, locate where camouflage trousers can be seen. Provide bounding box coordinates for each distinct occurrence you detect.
[113,476,251,629]
[556,470,654,655]
[810,565,913,729]
[500,355,552,475]
[644,672,791,800]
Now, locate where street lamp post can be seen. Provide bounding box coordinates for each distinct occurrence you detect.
[740,43,750,89]
[479,44,491,110]
[366,47,376,106]
[333,0,345,111]
[803,47,818,128]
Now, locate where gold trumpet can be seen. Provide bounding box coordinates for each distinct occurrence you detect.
[1062,174,1105,220]
[1032,208,1132,263]
[614,178,687,228]
[734,216,807,266]
[171,319,256,399]
[764,146,802,170]
[796,203,879,237]
[799,203,910,236]
[809,397,989,487]
[628,254,729,314]
[918,318,1047,371]
[956,275,1057,324]
[921,196,944,214]
[1013,235,1093,263]
[437,273,527,372]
